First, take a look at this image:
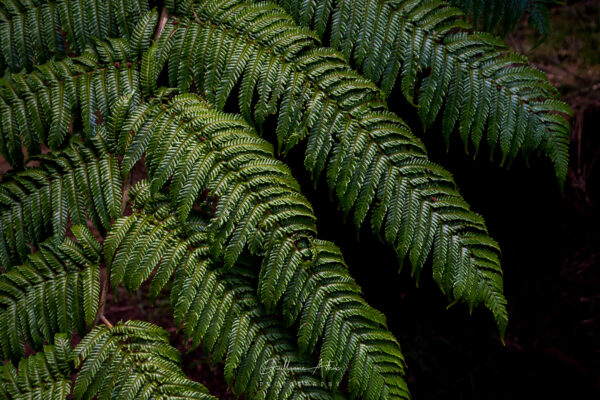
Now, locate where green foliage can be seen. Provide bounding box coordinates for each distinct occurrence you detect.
[273,0,572,185]
[0,0,149,73]
[0,235,99,361]
[73,321,216,400]
[450,0,561,36]
[0,1,571,399]
[0,334,72,400]
[105,192,348,399]
[0,323,215,400]
[0,140,121,266]
[121,95,318,307]
[0,8,156,166]
[161,1,507,333]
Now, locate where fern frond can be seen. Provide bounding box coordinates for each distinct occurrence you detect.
[0,0,150,73]
[159,2,508,333]
[0,321,216,400]
[283,239,409,399]
[104,203,344,400]
[0,141,121,266]
[450,0,560,35]
[0,10,157,166]
[0,237,99,362]
[72,321,216,400]
[118,89,410,398]
[272,0,571,184]
[0,334,72,400]
[122,94,317,309]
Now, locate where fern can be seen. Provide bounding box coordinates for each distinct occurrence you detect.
[270,0,572,184]
[0,323,215,400]
[105,198,348,399]
[0,1,573,399]
[0,334,72,400]
[0,0,149,73]
[157,3,507,333]
[0,234,99,361]
[121,94,317,305]
[0,140,121,266]
[72,321,216,400]
[450,0,561,36]
[105,184,406,399]
[0,9,156,166]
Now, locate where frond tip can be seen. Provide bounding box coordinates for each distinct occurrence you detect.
[161,0,508,334]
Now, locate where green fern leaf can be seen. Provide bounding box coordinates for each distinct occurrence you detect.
[159,1,508,333]
[121,94,318,308]
[0,334,72,400]
[0,13,157,165]
[72,321,216,400]
[118,92,410,398]
[104,197,355,399]
[0,0,150,73]
[273,0,572,184]
[0,142,122,266]
[0,238,99,361]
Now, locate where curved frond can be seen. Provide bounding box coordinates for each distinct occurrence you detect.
[72,321,216,400]
[0,10,157,167]
[158,2,508,333]
[0,334,72,400]
[271,0,571,184]
[0,0,150,73]
[0,237,100,362]
[122,94,317,309]
[0,141,122,266]
[284,239,410,399]
[104,199,345,400]
[119,90,410,398]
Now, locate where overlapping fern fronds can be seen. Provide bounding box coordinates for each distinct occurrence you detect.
[0,8,156,167]
[0,323,215,400]
[0,233,100,361]
[105,192,347,400]
[0,1,572,399]
[0,334,73,400]
[159,1,507,333]
[121,94,318,307]
[0,139,121,266]
[73,321,216,400]
[106,182,406,399]
[0,0,149,72]
[270,0,571,184]
[119,92,409,397]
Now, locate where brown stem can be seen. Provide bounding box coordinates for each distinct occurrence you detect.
[94,265,109,326]
[100,315,114,328]
[153,7,169,42]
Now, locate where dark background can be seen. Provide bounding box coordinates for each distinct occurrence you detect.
[103,1,600,399]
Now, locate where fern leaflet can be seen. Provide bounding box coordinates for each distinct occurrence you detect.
[271,0,572,184]
[159,2,508,333]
